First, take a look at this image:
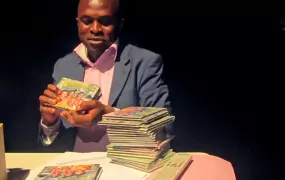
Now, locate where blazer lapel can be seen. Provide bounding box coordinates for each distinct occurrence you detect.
[72,59,86,82]
[54,54,86,84]
[109,45,131,106]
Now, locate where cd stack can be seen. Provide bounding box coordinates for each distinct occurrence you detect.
[98,107,175,172]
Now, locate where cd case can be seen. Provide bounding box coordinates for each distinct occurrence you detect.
[34,164,102,180]
[44,77,101,112]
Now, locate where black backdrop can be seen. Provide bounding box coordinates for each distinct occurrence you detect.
[0,0,281,179]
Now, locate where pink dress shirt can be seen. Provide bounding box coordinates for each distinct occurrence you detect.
[41,42,118,152]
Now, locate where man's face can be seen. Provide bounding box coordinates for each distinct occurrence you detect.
[77,0,121,53]
[68,91,75,97]
[61,91,68,98]
[77,93,85,99]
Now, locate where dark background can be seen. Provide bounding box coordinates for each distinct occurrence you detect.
[0,0,281,179]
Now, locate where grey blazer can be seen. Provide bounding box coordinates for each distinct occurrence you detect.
[37,42,173,152]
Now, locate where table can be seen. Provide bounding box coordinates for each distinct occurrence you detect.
[6,153,61,170]
[5,153,236,180]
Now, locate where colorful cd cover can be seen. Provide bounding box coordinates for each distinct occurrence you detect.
[34,164,102,180]
[44,77,101,111]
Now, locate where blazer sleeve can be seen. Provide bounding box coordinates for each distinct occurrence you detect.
[36,58,77,152]
[138,54,174,138]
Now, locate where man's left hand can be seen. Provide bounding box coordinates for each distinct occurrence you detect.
[60,100,115,128]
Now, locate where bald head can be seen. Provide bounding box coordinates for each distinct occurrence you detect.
[78,0,120,15]
[89,0,104,7]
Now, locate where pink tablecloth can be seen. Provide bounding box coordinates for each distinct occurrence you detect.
[146,154,236,180]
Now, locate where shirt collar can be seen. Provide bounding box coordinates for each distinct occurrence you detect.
[73,40,118,68]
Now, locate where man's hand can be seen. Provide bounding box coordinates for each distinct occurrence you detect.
[39,84,62,126]
[60,100,115,128]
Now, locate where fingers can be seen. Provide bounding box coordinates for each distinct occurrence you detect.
[40,106,56,114]
[60,109,102,128]
[60,111,90,127]
[77,100,102,111]
[39,84,62,123]
[40,105,58,123]
[60,111,72,120]
[39,84,62,105]
[43,89,58,100]
[70,111,94,125]
[47,84,62,95]
[39,95,58,105]
[60,111,76,127]
[46,84,62,101]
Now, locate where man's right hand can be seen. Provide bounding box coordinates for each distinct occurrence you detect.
[39,84,62,126]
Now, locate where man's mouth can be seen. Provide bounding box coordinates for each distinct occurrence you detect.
[87,37,104,44]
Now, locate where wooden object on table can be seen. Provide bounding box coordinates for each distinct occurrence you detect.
[0,123,7,180]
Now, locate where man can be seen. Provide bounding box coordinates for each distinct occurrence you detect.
[37,0,173,152]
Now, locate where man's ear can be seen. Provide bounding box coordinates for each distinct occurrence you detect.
[119,18,124,32]
[76,17,80,27]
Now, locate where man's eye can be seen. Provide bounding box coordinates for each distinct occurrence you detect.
[98,16,117,26]
[81,18,93,25]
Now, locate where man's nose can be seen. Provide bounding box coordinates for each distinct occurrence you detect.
[90,21,103,34]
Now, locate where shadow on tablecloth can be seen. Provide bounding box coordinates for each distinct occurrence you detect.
[7,168,30,180]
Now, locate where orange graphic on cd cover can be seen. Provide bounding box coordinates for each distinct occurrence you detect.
[34,164,102,180]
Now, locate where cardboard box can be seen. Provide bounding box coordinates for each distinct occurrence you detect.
[0,124,7,180]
